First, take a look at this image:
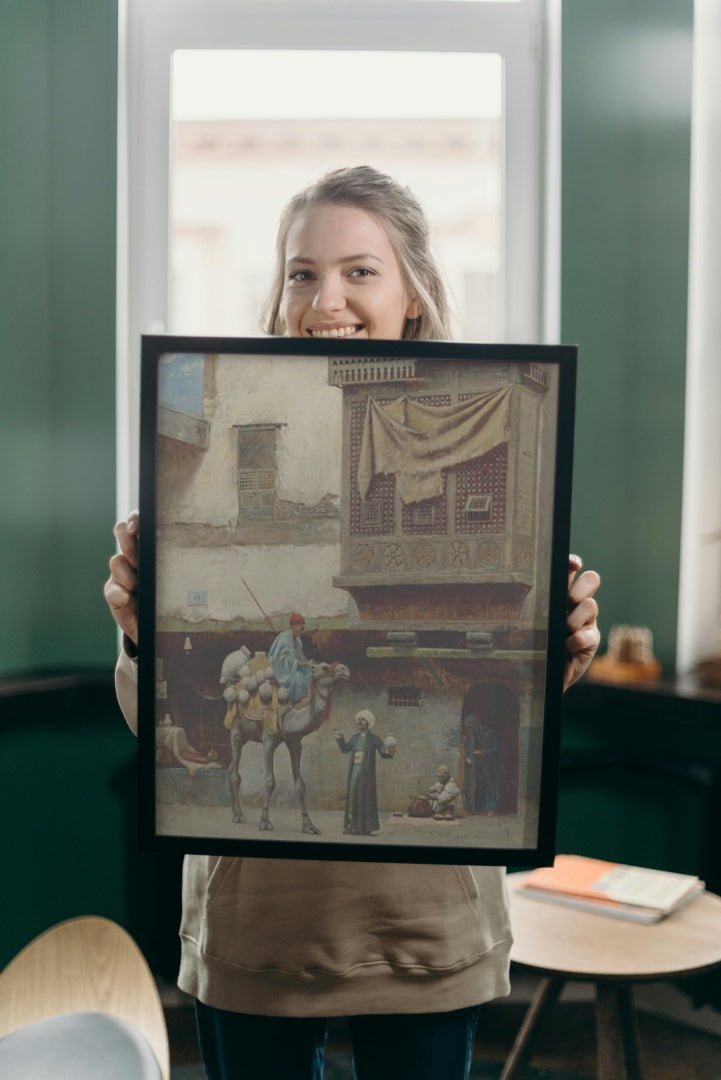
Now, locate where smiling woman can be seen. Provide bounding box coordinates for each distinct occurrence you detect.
[107,143,600,1080]
[263,167,452,341]
[283,204,420,340]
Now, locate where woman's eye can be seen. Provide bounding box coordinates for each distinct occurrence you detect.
[288,269,313,283]
[349,267,375,279]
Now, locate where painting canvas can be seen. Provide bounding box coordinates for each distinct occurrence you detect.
[138,336,576,865]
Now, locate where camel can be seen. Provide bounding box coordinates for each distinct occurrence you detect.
[220,649,350,834]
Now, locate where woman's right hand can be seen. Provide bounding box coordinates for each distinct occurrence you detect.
[104,510,139,646]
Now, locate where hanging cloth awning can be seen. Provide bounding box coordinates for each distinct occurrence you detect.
[357,385,514,505]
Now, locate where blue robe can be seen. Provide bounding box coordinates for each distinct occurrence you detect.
[268,630,311,702]
[463,718,500,813]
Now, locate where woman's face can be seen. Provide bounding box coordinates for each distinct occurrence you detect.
[281,203,421,340]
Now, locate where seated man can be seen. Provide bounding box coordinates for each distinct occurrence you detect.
[408,765,461,820]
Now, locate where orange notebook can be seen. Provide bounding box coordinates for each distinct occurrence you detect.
[517,855,704,923]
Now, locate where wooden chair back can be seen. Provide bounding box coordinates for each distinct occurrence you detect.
[0,916,169,1080]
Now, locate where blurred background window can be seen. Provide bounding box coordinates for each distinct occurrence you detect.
[120,0,552,506]
[170,49,503,342]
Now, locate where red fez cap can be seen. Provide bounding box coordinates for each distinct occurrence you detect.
[289,613,305,627]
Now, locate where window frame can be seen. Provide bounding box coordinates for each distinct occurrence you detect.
[117,0,558,510]
[236,424,280,520]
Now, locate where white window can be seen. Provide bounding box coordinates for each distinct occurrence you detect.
[169,48,504,340]
[118,0,558,509]
[464,493,494,522]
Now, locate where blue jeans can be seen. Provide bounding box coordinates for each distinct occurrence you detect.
[195,1000,481,1080]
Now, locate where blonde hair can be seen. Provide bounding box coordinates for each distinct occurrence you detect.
[262,165,453,341]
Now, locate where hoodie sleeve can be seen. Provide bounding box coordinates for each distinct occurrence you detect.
[115,646,139,736]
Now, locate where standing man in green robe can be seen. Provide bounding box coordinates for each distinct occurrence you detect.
[334,710,397,835]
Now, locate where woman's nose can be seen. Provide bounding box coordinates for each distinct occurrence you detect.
[312,274,345,314]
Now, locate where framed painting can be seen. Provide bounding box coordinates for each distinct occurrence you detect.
[138,336,576,865]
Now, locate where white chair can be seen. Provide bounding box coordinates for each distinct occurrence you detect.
[0,915,170,1079]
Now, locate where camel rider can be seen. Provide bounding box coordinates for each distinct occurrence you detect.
[268,613,314,706]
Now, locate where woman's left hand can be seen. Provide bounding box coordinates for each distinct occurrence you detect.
[564,554,601,691]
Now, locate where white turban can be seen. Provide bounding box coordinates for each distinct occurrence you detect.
[355,709,376,729]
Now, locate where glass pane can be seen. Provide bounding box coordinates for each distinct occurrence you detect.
[170,50,503,341]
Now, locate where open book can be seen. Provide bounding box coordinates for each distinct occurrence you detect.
[516,854,705,923]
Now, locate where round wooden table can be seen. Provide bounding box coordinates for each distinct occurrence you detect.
[502,872,721,1080]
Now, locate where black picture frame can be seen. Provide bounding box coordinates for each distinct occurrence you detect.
[138,335,576,865]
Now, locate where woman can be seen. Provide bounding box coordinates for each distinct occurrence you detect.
[106,166,601,1080]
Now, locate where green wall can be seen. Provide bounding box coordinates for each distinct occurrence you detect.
[0,0,118,676]
[562,0,693,669]
[0,0,137,971]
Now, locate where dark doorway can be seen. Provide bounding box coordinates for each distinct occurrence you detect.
[461,684,519,815]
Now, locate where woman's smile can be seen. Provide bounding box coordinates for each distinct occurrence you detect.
[307,323,364,339]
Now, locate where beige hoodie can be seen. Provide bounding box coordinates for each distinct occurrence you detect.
[117,651,512,1016]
